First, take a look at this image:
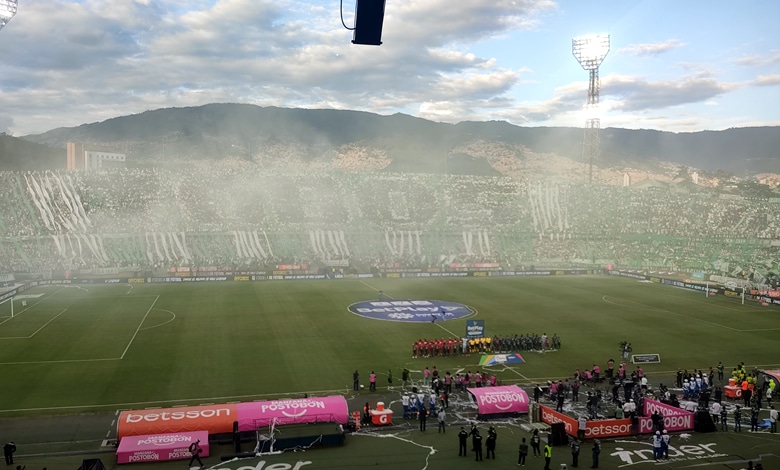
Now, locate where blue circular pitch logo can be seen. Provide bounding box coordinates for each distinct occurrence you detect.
[348,299,475,322]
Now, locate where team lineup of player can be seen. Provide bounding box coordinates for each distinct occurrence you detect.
[412,333,561,357]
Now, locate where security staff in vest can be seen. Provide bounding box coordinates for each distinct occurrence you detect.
[543,441,553,470]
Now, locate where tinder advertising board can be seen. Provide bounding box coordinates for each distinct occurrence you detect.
[118,396,349,439]
[116,431,209,464]
[468,385,529,415]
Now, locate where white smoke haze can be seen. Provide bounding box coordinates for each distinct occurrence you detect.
[1,153,778,288]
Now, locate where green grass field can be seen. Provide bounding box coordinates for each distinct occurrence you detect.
[1,275,779,469]
[1,275,779,412]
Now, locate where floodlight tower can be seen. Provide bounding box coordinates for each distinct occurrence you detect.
[572,34,609,184]
[0,0,18,32]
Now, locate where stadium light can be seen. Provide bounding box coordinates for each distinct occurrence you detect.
[572,34,610,71]
[0,0,18,32]
[572,33,610,184]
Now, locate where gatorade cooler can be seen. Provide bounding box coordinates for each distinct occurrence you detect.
[370,401,393,425]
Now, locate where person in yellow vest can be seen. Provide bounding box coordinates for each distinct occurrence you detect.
[543,442,553,470]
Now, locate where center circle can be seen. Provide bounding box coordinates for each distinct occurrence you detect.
[347,299,475,322]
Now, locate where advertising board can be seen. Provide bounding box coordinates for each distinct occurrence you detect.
[467,385,529,415]
[116,431,209,464]
[118,396,349,439]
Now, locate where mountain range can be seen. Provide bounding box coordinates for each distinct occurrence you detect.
[2,103,778,179]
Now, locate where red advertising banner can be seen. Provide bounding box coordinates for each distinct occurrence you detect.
[449,263,500,269]
[540,405,632,439]
[118,405,237,439]
[750,289,780,298]
[277,264,308,271]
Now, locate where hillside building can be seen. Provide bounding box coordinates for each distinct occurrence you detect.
[66,142,126,171]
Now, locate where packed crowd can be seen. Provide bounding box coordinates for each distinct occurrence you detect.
[0,166,778,275]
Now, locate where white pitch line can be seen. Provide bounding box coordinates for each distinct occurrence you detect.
[0,357,120,366]
[120,295,159,359]
[139,308,176,331]
[503,367,529,381]
[0,287,65,326]
[432,321,459,338]
[359,279,388,296]
[26,308,68,338]
[601,295,742,332]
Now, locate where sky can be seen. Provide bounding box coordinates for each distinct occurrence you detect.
[0,0,778,136]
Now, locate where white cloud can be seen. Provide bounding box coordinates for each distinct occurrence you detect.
[0,0,559,134]
[753,75,780,87]
[477,73,740,128]
[601,74,738,111]
[0,0,770,135]
[734,51,780,66]
[618,39,685,57]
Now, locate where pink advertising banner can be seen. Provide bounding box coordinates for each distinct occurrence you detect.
[642,399,692,417]
[118,396,349,438]
[467,385,529,415]
[236,395,349,431]
[116,431,209,465]
[638,399,694,433]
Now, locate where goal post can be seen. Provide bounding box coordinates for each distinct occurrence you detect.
[0,295,12,318]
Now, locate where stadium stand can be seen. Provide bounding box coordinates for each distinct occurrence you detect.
[0,165,778,280]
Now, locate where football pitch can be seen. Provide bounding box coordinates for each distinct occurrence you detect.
[1,275,779,469]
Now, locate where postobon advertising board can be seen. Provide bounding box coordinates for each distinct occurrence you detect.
[467,385,529,415]
[116,431,209,464]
